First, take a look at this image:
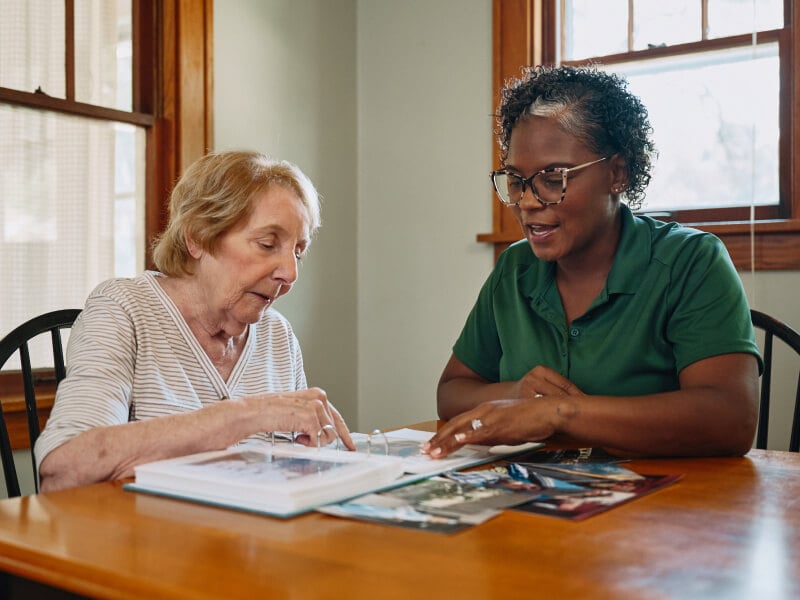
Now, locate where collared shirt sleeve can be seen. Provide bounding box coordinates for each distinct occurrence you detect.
[452,250,511,382]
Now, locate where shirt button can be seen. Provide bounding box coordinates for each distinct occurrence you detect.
[570,327,580,337]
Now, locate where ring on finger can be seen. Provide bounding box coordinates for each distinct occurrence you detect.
[471,418,483,431]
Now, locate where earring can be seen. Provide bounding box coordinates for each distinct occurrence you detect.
[612,184,626,194]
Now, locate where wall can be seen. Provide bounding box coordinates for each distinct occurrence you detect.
[214,0,360,424]
[213,0,800,450]
[214,0,494,432]
[355,1,494,429]
[0,450,35,497]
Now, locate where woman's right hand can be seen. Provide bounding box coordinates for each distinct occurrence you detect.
[247,387,355,450]
[40,387,354,492]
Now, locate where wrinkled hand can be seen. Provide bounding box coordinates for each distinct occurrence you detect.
[252,387,355,450]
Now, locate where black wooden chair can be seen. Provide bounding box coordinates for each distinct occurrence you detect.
[751,309,800,452]
[0,309,81,496]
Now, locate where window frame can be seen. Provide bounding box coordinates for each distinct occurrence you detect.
[0,0,214,265]
[479,0,800,270]
[0,0,214,449]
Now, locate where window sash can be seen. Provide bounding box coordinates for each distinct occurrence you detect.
[0,0,212,399]
[557,10,789,224]
[480,0,800,270]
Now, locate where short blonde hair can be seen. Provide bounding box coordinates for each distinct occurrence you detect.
[151,150,320,277]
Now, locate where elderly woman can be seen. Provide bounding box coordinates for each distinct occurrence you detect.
[424,65,761,459]
[36,150,354,491]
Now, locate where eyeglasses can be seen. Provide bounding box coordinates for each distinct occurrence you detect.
[490,156,609,206]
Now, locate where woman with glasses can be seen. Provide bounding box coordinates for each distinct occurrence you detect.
[424,65,761,459]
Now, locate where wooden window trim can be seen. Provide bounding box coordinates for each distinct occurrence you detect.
[0,371,57,451]
[480,0,800,270]
[145,0,215,265]
[0,0,214,448]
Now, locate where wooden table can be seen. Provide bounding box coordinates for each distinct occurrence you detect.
[1,427,799,599]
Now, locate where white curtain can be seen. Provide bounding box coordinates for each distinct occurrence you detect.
[0,0,143,369]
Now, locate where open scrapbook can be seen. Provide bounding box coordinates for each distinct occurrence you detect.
[125,428,542,517]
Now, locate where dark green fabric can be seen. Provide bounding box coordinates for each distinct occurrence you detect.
[453,205,762,395]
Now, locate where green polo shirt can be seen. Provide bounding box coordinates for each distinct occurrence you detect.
[453,206,761,396]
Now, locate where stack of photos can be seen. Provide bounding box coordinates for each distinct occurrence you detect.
[318,472,538,533]
[498,461,682,521]
[319,449,681,531]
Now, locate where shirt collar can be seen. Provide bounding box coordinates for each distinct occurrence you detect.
[605,204,653,295]
[517,204,653,300]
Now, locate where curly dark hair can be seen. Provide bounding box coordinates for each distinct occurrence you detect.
[496,64,656,210]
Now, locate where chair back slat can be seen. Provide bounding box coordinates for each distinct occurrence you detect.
[52,328,67,383]
[19,342,43,490]
[0,404,21,497]
[751,309,800,452]
[756,331,773,449]
[791,372,800,452]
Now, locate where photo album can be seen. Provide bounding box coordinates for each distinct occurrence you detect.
[125,428,542,518]
[127,445,405,517]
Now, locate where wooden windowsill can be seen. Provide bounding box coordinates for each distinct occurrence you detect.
[478,218,800,270]
[0,373,56,450]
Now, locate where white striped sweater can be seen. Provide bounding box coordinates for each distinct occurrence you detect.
[34,271,307,468]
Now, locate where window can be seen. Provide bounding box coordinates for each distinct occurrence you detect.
[0,0,213,448]
[560,0,784,223]
[0,0,146,370]
[482,0,800,270]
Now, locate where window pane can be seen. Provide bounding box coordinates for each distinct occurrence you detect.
[0,0,65,97]
[564,0,628,60]
[708,0,783,39]
[75,0,133,110]
[0,104,145,369]
[113,123,145,276]
[605,44,779,213]
[633,0,701,51]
